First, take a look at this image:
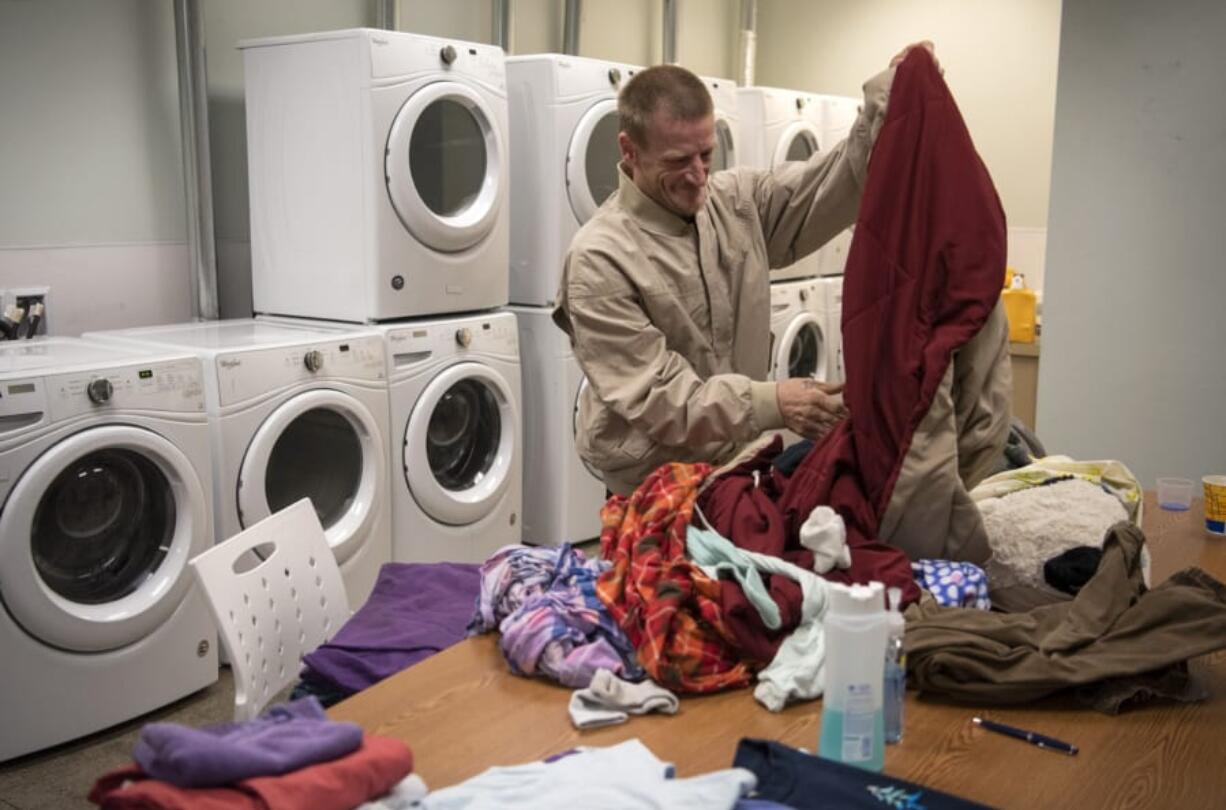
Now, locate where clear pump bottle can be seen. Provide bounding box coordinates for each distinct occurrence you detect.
[884,586,906,744]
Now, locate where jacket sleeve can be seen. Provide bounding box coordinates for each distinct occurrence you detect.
[752,68,893,270]
[557,249,784,448]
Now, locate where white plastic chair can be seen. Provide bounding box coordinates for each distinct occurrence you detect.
[190,498,350,721]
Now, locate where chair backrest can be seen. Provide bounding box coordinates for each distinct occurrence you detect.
[190,498,350,721]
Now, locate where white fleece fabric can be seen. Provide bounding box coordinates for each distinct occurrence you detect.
[979,478,1127,590]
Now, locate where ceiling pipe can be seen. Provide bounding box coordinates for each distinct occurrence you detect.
[173,0,218,320]
[738,0,757,87]
[662,0,677,64]
[563,0,581,55]
[492,0,512,51]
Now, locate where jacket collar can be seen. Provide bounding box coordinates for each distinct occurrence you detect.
[617,164,692,237]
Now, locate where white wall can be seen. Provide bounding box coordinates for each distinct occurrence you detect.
[1037,0,1226,488]
[0,0,192,333]
[756,0,1061,288]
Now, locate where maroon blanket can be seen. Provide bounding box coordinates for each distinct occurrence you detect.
[777,48,1007,603]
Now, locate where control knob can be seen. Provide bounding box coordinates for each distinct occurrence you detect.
[87,378,113,404]
[303,350,324,373]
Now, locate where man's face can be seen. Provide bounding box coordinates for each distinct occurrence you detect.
[620,111,716,218]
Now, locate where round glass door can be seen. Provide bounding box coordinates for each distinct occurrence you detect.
[773,121,822,167]
[238,390,382,565]
[774,314,828,382]
[566,98,622,224]
[386,81,504,253]
[405,363,516,526]
[0,425,207,652]
[33,448,173,605]
[712,116,736,171]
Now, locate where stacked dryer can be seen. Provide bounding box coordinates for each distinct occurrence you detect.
[505,54,642,547]
[237,28,523,567]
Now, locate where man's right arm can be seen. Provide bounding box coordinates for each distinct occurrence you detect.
[749,68,893,270]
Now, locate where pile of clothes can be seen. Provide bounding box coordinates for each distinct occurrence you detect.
[470,46,1226,716]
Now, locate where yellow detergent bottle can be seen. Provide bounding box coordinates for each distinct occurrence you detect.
[1001,267,1037,343]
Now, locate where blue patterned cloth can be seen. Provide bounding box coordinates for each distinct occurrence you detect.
[469,544,644,687]
[910,559,991,610]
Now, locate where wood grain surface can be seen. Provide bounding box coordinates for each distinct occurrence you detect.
[331,492,1226,808]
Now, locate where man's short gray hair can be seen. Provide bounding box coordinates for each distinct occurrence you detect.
[618,64,713,147]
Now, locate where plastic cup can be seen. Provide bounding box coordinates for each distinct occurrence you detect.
[1157,477,1195,511]
[1203,475,1226,536]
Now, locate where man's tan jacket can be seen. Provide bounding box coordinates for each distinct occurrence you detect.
[553,71,892,496]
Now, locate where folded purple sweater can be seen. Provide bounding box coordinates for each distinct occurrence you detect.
[133,696,362,788]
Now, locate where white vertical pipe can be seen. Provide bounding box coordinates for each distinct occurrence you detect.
[738,0,757,86]
[662,0,678,64]
[564,0,581,55]
[173,0,218,320]
[493,0,512,51]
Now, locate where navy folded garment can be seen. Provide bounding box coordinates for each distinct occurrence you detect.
[301,561,481,695]
[733,739,991,810]
[133,696,362,788]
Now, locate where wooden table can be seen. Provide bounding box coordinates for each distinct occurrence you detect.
[332,493,1226,808]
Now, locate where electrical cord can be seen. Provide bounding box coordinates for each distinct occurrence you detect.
[24,302,44,339]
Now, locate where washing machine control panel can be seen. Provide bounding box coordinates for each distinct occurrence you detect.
[215,335,385,407]
[5,358,207,424]
[387,316,518,368]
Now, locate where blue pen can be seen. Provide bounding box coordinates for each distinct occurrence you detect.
[972,717,1079,756]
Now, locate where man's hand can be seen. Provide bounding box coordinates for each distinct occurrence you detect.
[889,40,941,73]
[776,378,848,441]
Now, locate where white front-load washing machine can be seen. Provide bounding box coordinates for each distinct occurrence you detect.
[738,85,826,283]
[509,306,605,547]
[0,338,217,761]
[241,28,509,322]
[378,311,522,563]
[769,277,830,383]
[702,74,740,172]
[815,94,861,278]
[263,312,524,563]
[506,53,643,307]
[83,320,391,609]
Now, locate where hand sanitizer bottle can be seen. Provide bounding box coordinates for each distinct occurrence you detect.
[884,586,906,744]
[818,581,888,771]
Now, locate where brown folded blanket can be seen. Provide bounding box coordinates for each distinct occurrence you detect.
[905,521,1226,710]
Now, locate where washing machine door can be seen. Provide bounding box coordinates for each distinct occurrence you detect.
[405,362,516,525]
[772,120,822,167]
[237,390,383,565]
[712,112,737,171]
[0,425,208,652]
[774,313,828,381]
[566,98,623,224]
[385,80,504,253]
[572,376,606,484]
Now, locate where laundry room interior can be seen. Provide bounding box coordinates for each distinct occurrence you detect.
[2,1,1226,809]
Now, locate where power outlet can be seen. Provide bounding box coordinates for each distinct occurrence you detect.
[6,286,51,337]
